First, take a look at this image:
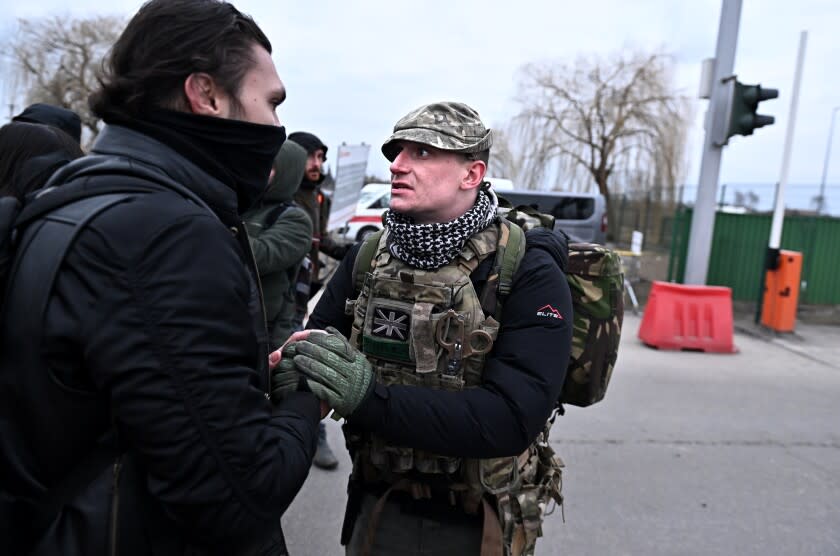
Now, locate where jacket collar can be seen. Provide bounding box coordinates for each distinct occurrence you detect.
[89,124,240,221]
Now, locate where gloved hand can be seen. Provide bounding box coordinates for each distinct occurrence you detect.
[293,327,375,417]
[270,342,304,402]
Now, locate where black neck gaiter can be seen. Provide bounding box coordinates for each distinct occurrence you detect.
[105,109,285,213]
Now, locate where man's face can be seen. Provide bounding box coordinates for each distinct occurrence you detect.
[388,140,476,224]
[305,149,325,182]
[223,44,286,126]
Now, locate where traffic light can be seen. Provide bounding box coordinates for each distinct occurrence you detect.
[725,80,779,140]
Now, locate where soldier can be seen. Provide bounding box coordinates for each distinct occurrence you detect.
[274,102,574,555]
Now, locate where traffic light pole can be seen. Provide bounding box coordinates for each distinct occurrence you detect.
[684,0,742,285]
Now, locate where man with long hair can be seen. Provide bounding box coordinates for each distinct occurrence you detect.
[0,2,322,554]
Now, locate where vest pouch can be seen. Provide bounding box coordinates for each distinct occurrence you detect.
[493,440,564,556]
[360,274,453,367]
[410,302,440,374]
[367,432,459,475]
[369,436,414,473]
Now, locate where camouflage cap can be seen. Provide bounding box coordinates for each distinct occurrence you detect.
[382,101,493,161]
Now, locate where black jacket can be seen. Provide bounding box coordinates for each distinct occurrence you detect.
[0,125,320,555]
[308,226,573,458]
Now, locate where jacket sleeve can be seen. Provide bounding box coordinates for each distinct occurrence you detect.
[67,204,319,546]
[305,241,360,335]
[348,246,573,458]
[249,207,313,274]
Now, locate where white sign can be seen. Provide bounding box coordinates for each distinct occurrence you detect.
[631,230,644,255]
[327,143,371,231]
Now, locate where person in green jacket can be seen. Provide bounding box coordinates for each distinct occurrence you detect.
[244,139,313,348]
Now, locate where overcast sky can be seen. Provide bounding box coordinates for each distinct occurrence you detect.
[2,0,838,200]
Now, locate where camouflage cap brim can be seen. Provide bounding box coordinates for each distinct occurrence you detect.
[382,128,493,161]
[381,101,493,161]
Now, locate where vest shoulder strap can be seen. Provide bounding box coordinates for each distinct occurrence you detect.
[498,219,526,297]
[479,218,526,320]
[352,228,385,294]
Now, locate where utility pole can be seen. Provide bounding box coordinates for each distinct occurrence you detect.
[817,106,840,215]
[684,0,743,285]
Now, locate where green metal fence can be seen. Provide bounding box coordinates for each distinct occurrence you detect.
[668,208,840,305]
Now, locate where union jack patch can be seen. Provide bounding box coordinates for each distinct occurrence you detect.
[371,306,410,340]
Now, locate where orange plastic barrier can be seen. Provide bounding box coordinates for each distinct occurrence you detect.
[638,281,737,353]
[760,250,803,332]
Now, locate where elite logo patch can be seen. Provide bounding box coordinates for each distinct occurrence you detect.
[372,307,410,340]
[536,304,564,320]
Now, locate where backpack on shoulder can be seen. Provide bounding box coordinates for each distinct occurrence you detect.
[352,199,624,409]
[497,200,624,408]
[0,159,219,552]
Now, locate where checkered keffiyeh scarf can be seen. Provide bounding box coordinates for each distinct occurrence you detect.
[384,189,498,270]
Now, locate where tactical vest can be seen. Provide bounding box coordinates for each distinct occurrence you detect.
[345,221,563,556]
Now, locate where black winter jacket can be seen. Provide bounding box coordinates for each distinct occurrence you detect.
[308,225,573,459]
[0,125,320,555]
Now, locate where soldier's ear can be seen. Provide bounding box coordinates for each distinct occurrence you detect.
[460,160,486,191]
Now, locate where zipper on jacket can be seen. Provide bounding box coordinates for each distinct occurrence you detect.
[239,220,272,390]
[109,456,123,556]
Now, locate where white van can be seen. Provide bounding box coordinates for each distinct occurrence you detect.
[341,183,390,241]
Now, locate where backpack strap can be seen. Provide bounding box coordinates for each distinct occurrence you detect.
[352,228,385,294]
[7,193,141,331]
[18,154,217,227]
[480,219,526,320]
[5,192,138,546]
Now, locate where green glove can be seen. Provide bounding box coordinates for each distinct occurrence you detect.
[293,327,375,417]
[270,342,302,403]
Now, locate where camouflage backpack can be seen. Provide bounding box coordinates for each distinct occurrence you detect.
[497,202,624,407]
[354,201,624,409]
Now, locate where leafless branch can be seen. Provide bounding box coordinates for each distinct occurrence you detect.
[4,15,124,146]
[493,50,693,234]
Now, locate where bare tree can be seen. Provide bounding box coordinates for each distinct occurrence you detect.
[497,51,692,238]
[5,15,124,144]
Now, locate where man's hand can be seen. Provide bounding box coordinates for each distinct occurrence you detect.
[268,330,312,370]
[270,342,302,402]
[269,331,315,402]
[293,327,375,417]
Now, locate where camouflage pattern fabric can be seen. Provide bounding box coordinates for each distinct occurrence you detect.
[347,224,502,477]
[346,221,565,556]
[381,101,493,161]
[563,243,624,407]
[494,429,565,556]
[496,199,624,408]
